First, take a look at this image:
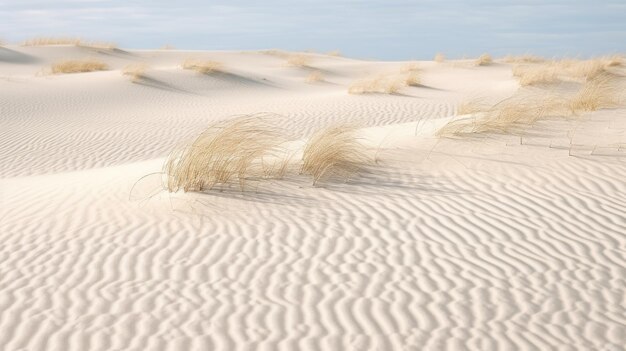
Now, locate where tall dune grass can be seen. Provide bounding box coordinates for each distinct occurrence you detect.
[51,59,109,74]
[182,59,223,74]
[569,73,621,112]
[434,53,445,63]
[164,115,290,192]
[302,125,369,185]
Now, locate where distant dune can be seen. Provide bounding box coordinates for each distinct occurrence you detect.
[1,45,625,351]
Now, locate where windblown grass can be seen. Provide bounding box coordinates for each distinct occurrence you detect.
[569,73,621,112]
[512,64,560,86]
[182,59,223,74]
[164,115,291,192]
[439,91,570,137]
[306,71,325,83]
[434,53,445,63]
[439,72,622,137]
[302,125,369,185]
[122,63,149,82]
[51,59,109,74]
[286,54,311,67]
[475,53,493,66]
[457,98,490,115]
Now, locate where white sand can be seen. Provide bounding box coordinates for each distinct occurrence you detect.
[1,46,625,351]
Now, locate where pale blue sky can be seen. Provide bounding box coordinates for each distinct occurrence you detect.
[1,0,625,59]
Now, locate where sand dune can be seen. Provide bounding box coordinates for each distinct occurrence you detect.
[1,46,625,351]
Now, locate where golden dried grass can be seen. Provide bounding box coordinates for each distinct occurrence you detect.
[434,53,445,63]
[569,73,621,112]
[439,73,622,137]
[163,115,291,192]
[50,59,109,74]
[182,59,224,74]
[405,70,421,86]
[301,125,369,185]
[286,54,311,67]
[512,64,560,86]
[438,91,570,137]
[22,37,117,49]
[327,50,342,56]
[457,98,490,115]
[306,71,324,83]
[122,63,149,82]
[502,54,544,63]
[475,53,493,66]
[348,74,406,94]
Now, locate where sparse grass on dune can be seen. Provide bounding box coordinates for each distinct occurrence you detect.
[438,91,570,137]
[475,53,493,66]
[182,59,224,74]
[50,59,109,74]
[306,71,324,83]
[348,75,406,94]
[439,72,622,137]
[434,53,445,63]
[122,63,149,82]
[164,115,291,192]
[160,44,176,50]
[327,50,342,56]
[23,37,117,49]
[502,54,544,63]
[286,54,312,67]
[512,64,560,86]
[302,125,369,186]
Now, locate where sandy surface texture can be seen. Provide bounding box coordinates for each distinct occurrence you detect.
[1,46,625,351]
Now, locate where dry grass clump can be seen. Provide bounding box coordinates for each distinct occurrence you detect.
[434,53,445,63]
[502,54,544,63]
[302,125,369,185]
[286,54,312,67]
[348,75,406,94]
[164,115,290,192]
[457,98,490,115]
[306,71,325,83]
[569,73,621,112]
[405,70,421,86]
[182,59,224,74]
[23,37,82,46]
[327,50,342,56]
[50,59,109,74]
[122,63,149,82]
[512,64,560,86]
[475,53,493,66]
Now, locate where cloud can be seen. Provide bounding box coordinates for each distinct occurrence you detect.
[1,0,624,59]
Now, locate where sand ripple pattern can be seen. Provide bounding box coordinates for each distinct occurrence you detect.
[1,150,625,351]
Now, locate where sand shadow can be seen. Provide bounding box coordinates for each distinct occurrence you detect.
[0,47,40,64]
